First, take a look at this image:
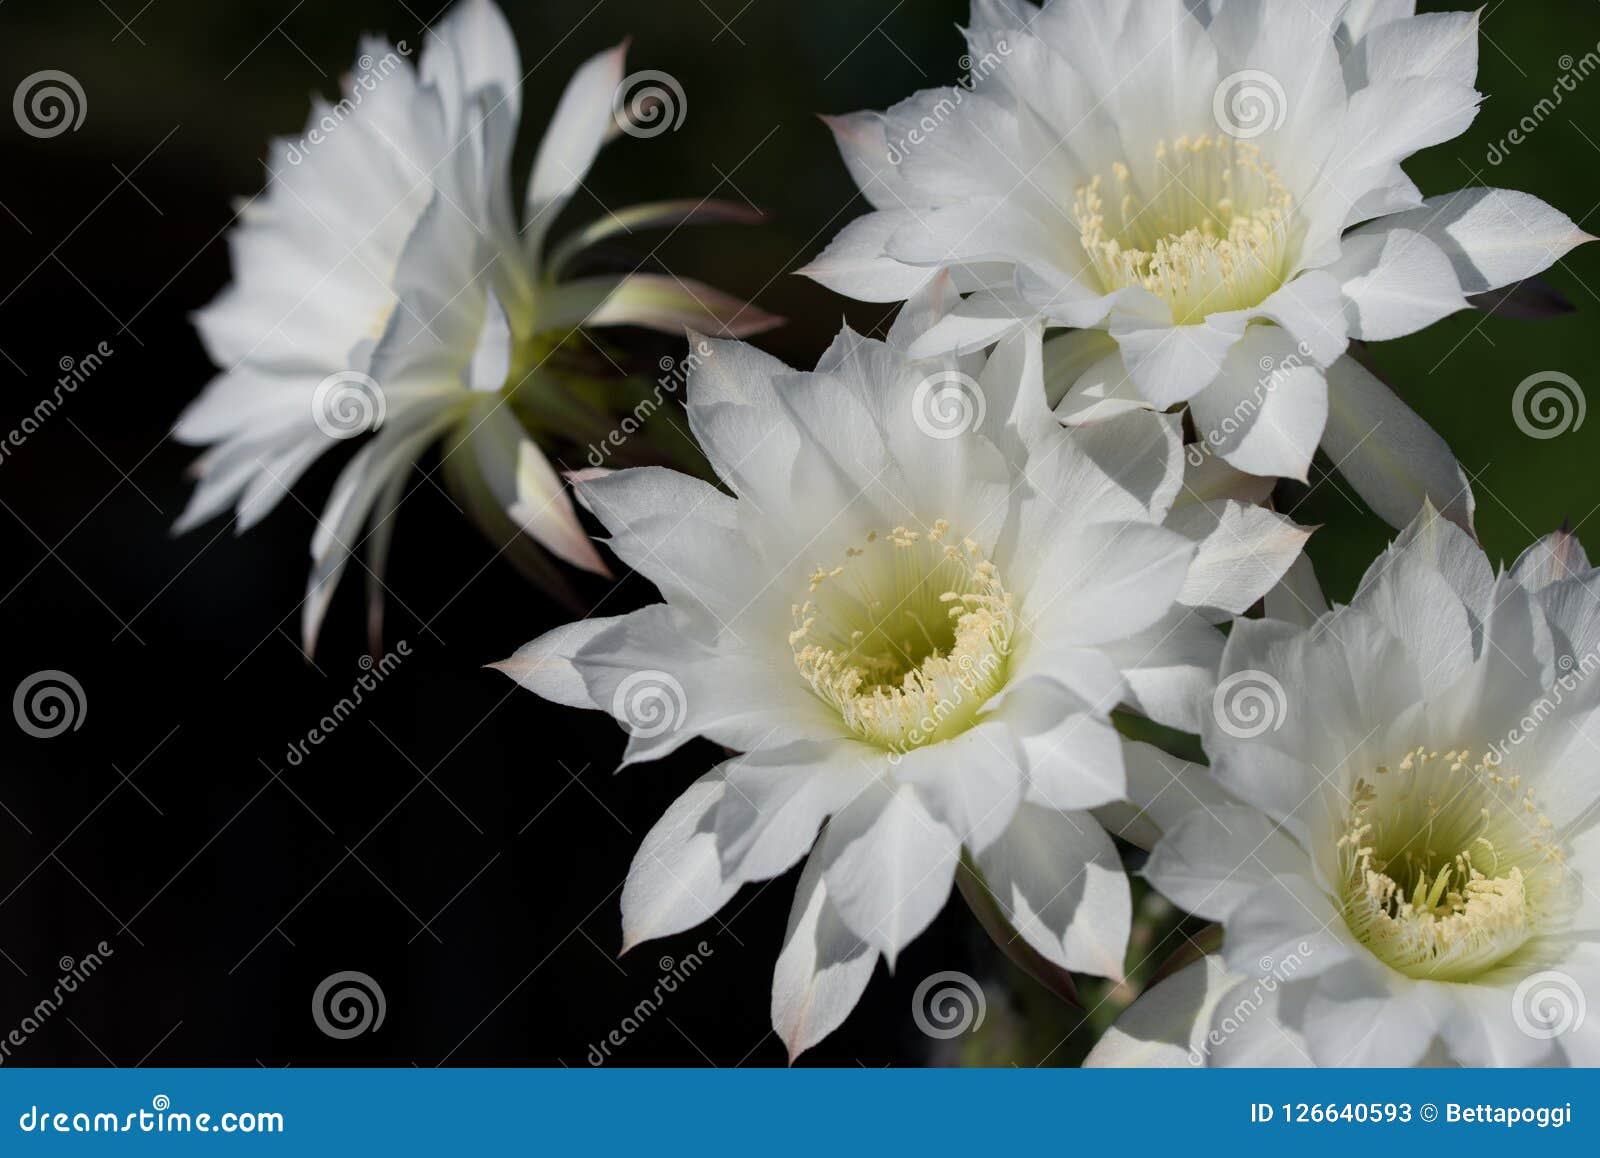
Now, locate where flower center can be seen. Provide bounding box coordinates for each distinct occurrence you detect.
[1074,136,1294,322]
[1336,746,1574,982]
[789,521,1014,753]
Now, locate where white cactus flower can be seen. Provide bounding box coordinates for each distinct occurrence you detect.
[806,0,1590,530]
[175,0,774,651]
[1106,511,1600,1066]
[493,278,1309,1057]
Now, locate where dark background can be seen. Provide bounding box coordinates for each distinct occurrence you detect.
[0,0,1597,1066]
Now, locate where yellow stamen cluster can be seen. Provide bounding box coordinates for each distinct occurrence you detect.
[789,520,1014,751]
[1074,136,1295,322]
[1336,745,1572,981]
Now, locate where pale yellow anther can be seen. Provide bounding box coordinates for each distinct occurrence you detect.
[1336,746,1575,982]
[790,521,1013,753]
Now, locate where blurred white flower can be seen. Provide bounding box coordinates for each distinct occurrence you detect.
[493,278,1308,1057]
[175,0,775,652]
[807,0,1591,530]
[1114,510,1600,1066]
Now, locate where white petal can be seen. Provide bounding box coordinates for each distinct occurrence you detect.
[1108,296,1246,408]
[683,336,801,512]
[771,846,879,1061]
[620,767,738,952]
[715,743,870,885]
[1358,188,1592,294]
[1054,350,1155,426]
[1339,0,1416,47]
[1346,10,1478,90]
[1146,804,1311,922]
[821,780,960,968]
[489,615,629,709]
[1321,355,1474,532]
[1085,956,1237,1068]
[1220,875,1353,983]
[974,803,1130,980]
[1026,521,1197,648]
[569,604,841,765]
[423,0,522,123]
[1096,609,1225,733]
[798,210,939,303]
[1326,228,1471,340]
[891,722,1026,854]
[1095,738,1226,852]
[905,288,1033,359]
[574,465,759,621]
[1297,958,1450,1066]
[1249,271,1349,367]
[507,432,610,576]
[1511,530,1592,593]
[580,273,780,339]
[1189,329,1327,482]
[993,678,1127,811]
[821,111,926,211]
[524,42,626,251]
[1263,553,1329,628]
[1166,499,1312,617]
[302,406,460,654]
[1208,0,1348,187]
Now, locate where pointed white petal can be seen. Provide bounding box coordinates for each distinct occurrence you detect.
[974,804,1130,980]
[620,767,739,952]
[771,846,879,1061]
[1321,355,1474,532]
[821,781,959,968]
